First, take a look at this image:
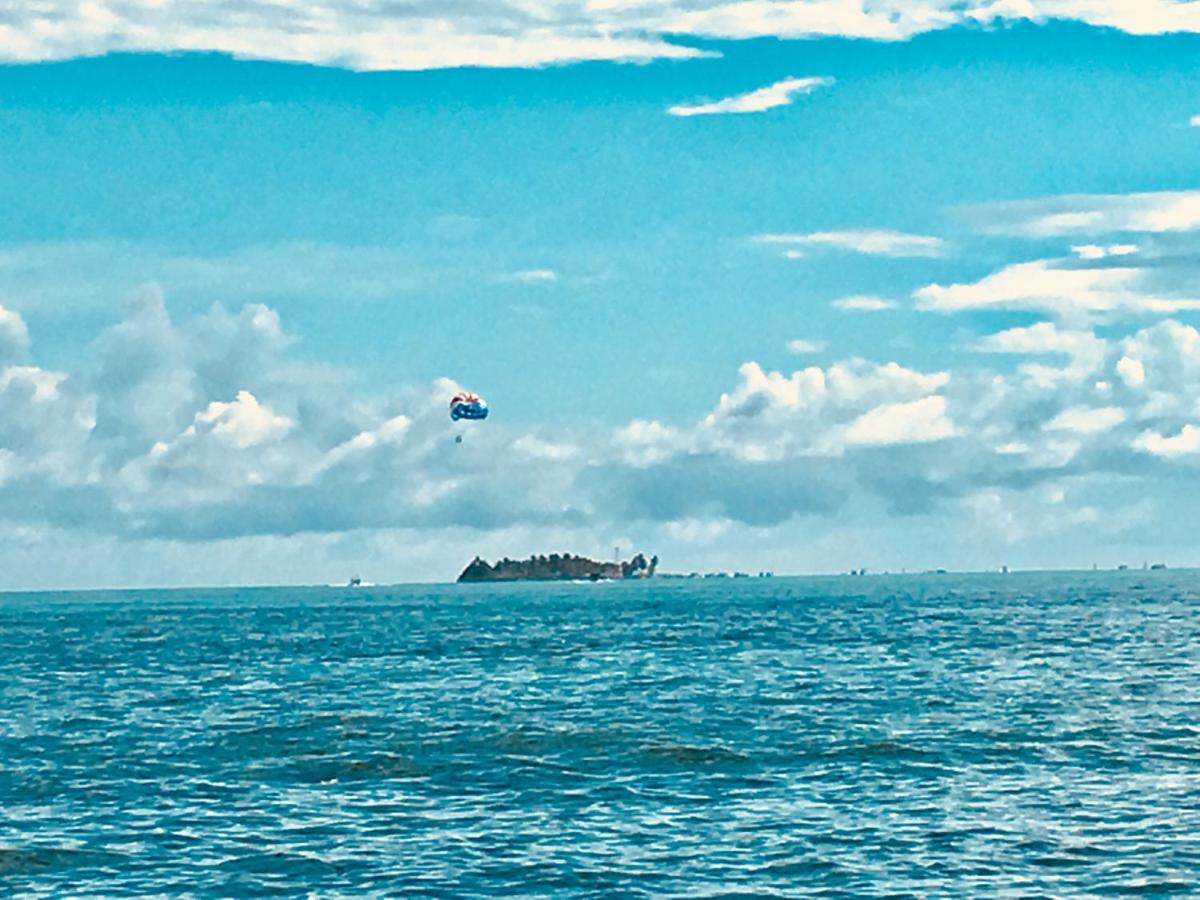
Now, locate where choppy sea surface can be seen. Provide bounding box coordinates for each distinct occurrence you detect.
[3,572,1200,896]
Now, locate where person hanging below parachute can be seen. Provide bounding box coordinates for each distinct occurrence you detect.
[450,390,488,443]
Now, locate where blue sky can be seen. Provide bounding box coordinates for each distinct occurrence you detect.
[2,4,1200,587]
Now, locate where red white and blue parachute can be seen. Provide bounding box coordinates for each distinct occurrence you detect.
[449,391,488,421]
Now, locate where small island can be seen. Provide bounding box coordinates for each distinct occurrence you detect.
[457,552,658,583]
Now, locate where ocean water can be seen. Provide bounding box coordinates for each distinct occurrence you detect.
[3,572,1200,896]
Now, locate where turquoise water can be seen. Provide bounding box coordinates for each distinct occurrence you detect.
[2,572,1200,895]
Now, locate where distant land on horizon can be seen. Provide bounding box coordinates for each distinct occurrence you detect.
[457,552,659,583]
[0,562,1187,596]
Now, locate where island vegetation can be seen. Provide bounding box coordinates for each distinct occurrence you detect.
[457,552,658,583]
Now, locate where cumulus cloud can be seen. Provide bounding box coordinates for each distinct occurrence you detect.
[189,391,293,450]
[844,395,956,446]
[1116,355,1146,387]
[1111,321,1200,415]
[695,359,952,459]
[8,289,1200,584]
[0,306,29,365]
[0,296,960,552]
[7,1,1200,69]
[756,230,945,258]
[615,419,679,466]
[1135,425,1200,457]
[668,76,832,116]
[973,321,1108,385]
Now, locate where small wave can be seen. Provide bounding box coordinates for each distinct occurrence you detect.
[642,742,750,765]
[0,845,126,875]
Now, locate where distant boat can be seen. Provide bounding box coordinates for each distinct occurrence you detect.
[348,576,363,587]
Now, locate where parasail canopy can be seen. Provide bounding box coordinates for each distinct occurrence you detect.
[450,391,489,421]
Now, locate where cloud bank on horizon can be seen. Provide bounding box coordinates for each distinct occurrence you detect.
[5,1,1200,69]
[7,176,1200,584]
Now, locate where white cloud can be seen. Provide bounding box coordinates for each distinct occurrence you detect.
[320,415,411,471]
[11,292,1200,585]
[926,191,1200,327]
[1044,405,1125,435]
[1116,355,1146,387]
[707,361,828,414]
[1071,243,1139,259]
[502,269,559,284]
[963,482,1109,547]
[915,259,1200,319]
[697,358,951,459]
[668,76,832,116]
[786,338,827,354]
[511,434,579,460]
[973,322,1108,382]
[1191,115,1200,127]
[0,6,710,69]
[662,517,734,544]
[614,419,680,466]
[831,295,897,311]
[676,0,1200,41]
[9,1,1200,69]
[1135,425,1200,457]
[974,321,1100,358]
[756,229,945,258]
[0,366,69,403]
[0,306,29,364]
[844,395,956,446]
[965,191,1200,237]
[192,391,293,450]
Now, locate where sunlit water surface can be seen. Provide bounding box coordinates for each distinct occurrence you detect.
[3,572,1200,895]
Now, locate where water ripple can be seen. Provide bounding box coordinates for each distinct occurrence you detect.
[2,572,1200,894]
